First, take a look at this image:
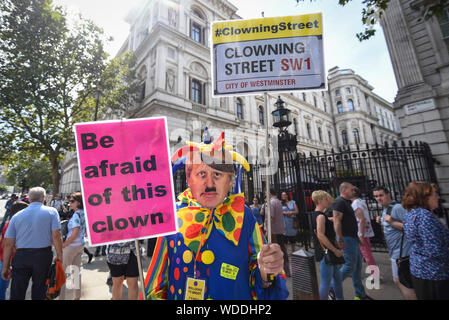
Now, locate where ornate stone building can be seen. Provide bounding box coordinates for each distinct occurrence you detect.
[380,0,449,203]
[59,0,400,196]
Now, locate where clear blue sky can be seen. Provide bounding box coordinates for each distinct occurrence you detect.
[53,0,397,102]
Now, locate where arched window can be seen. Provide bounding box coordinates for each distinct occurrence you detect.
[258,106,264,125]
[348,99,354,111]
[337,101,343,114]
[353,128,360,144]
[236,98,243,119]
[342,130,348,145]
[192,9,204,19]
[190,9,205,44]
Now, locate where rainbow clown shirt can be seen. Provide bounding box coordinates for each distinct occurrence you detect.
[142,189,289,300]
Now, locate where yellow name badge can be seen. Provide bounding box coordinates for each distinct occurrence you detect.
[185,277,206,300]
[220,263,239,280]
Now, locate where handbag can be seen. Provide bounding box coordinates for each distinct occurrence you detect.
[324,247,346,265]
[314,230,345,265]
[293,217,300,229]
[45,259,66,300]
[396,232,413,289]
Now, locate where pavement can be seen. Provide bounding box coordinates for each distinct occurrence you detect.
[1,199,404,300]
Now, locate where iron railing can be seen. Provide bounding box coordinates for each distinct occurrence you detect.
[173,140,443,252]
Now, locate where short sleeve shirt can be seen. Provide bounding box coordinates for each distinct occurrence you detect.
[351,198,375,238]
[5,202,61,248]
[66,209,86,247]
[381,203,411,259]
[331,197,358,238]
[264,197,285,235]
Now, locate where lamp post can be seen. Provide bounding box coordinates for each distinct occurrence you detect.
[272,96,296,152]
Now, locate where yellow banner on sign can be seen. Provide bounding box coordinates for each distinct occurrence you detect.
[212,13,322,44]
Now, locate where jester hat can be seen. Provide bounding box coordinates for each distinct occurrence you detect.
[171,127,250,175]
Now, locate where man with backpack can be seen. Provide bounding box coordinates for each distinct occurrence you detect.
[373,186,416,300]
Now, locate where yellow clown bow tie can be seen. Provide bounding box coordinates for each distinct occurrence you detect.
[176,189,245,254]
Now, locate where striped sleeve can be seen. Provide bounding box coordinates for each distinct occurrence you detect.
[248,221,289,300]
[141,236,169,300]
[248,221,266,300]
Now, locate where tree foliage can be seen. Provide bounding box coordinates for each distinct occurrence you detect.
[296,0,448,41]
[0,0,141,194]
[5,157,53,191]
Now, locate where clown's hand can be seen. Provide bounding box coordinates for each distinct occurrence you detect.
[257,243,284,280]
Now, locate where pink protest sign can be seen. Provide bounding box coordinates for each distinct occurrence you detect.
[74,117,178,246]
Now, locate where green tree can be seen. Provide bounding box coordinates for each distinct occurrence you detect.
[0,0,141,194]
[296,0,448,41]
[5,157,53,191]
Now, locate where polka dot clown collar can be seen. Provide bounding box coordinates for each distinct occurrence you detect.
[176,188,246,254]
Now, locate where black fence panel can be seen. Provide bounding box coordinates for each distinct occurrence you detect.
[173,141,443,252]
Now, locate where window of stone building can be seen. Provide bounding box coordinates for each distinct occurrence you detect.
[302,92,306,101]
[337,101,343,113]
[313,96,317,107]
[259,105,264,125]
[306,123,312,139]
[328,130,332,144]
[140,82,146,101]
[438,8,449,53]
[341,130,348,145]
[190,9,205,45]
[236,98,244,120]
[191,78,203,104]
[191,22,203,43]
[346,87,351,94]
[348,99,354,111]
[294,118,298,135]
[353,128,360,144]
[335,89,340,97]
[318,127,322,142]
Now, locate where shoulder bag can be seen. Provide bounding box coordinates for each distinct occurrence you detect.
[314,230,345,265]
[396,232,413,289]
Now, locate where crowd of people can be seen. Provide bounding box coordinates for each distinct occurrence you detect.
[247,180,449,301]
[305,181,448,300]
[0,177,448,300]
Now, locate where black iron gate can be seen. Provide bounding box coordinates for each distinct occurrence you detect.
[242,141,441,252]
[173,140,442,252]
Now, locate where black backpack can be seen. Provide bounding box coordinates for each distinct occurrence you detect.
[61,220,69,241]
[386,200,399,216]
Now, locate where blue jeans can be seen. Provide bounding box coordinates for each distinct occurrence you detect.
[0,260,10,300]
[339,236,366,298]
[319,257,344,300]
